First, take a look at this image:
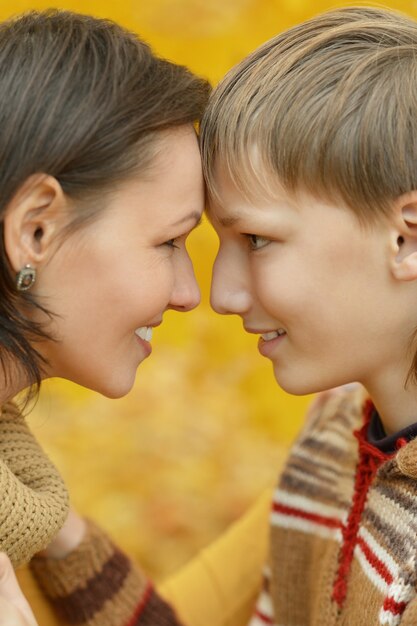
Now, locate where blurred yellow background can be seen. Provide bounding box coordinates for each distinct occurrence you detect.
[2,0,415,581]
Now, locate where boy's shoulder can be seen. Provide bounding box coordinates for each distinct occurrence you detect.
[276,386,366,492]
[302,383,366,438]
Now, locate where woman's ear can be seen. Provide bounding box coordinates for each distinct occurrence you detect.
[390,191,417,282]
[3,174,67,275]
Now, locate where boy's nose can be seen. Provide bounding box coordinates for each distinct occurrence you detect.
[210,255,251,315]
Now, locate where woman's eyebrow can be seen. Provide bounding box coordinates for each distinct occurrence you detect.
[171,211,203,227]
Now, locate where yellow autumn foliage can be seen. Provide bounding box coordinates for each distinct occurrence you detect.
[1,0,415,581]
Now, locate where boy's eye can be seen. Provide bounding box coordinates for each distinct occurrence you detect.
[246,234,270,250]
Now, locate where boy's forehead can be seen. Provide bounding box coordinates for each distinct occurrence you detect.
[208,160,297,214]
[205,178,298,230]
[209,151,295,206]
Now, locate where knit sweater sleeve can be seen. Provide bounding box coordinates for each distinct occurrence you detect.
[29,519,184,626]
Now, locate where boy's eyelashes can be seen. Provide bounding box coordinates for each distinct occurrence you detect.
[244,233,271,250]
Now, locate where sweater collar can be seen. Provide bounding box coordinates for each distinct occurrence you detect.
[366,404,417,454]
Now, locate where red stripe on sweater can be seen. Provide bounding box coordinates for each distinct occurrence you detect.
[273,502,342,530]
[356,536,393,585]
[254,608,274,624]
[356,538,410,618]
[125,581,154,626]
[332,400,390,608]
[273,496,406,615]
[383,596,408,616]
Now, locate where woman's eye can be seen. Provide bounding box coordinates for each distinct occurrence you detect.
[164,238,180,249]
[246,234,270,250]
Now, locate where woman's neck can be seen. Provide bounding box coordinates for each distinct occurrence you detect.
[0,361,35,407]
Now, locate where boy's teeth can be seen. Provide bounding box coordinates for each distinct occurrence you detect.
[261,329,286,341]
[135,326,153,342]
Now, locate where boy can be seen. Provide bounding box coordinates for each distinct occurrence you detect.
[200,5,417,625]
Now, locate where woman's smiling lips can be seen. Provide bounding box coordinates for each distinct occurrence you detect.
[134,321,162,356]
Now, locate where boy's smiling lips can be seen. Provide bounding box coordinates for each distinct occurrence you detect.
[244,326,285,335]
[244,326,287,357]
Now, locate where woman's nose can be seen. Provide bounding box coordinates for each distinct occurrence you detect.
[169,255,201,312]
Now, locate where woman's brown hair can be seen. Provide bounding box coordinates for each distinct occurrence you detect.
[0,9,210,391]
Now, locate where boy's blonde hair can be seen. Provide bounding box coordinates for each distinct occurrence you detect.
[200,6,417,225]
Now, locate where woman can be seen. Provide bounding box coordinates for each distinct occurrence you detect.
[0,8,212,625]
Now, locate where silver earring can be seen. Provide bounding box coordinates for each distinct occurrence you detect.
[16,264,36,291]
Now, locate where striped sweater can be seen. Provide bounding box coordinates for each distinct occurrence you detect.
[29,384,417,626]
[250,386,417,626]
[30,519,184,625]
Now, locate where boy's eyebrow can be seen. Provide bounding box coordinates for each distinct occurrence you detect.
[210,214,240,227]
[205,203,242,227]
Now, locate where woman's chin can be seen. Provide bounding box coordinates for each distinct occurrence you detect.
[78,372,137,399]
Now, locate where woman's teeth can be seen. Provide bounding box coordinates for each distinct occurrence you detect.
[261,329,286,341]
[135,326,153,342]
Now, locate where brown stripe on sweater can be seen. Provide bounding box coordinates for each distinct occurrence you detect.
[301,435,354,464]
[279,471,351,511]
[286,455,343,486]
[363,483,417,556]
[53,558,152,626]
[373,481,417,542]
[284,448,354,490]
[131,588,184,625]
[329,412,355,430]
[286,462,338,488]
[293,450,357,480]
[49,547,131,623]
[362,506,412,565]
[335,391,364,419]
[331,404,360,430]
[312,391,362,433]
[375,474,417,516]
[29,519,117,598]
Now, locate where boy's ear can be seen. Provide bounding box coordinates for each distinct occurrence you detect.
[390,191,417,282]
[3,174,67,275]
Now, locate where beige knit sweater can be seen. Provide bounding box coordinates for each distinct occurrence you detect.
[0,401,183,624]
[0,402,69,567]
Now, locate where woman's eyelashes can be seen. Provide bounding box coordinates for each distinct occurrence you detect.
[164,238,180,249]
[162,230,191,250]
[161,218,203,251]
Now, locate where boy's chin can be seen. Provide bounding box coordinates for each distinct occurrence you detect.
[272,365,334,397]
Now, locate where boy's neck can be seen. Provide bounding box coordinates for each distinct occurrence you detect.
[365,372,417,436]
